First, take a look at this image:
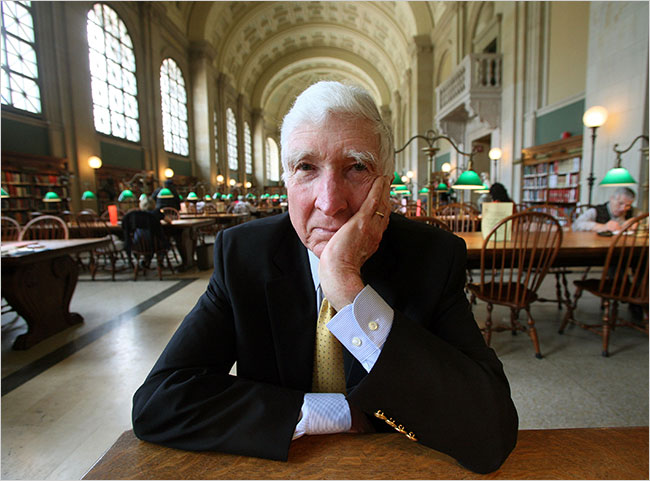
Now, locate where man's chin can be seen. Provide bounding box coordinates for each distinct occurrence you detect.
[307,239,330,258]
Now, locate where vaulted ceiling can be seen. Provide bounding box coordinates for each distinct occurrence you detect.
[177,1,450,124]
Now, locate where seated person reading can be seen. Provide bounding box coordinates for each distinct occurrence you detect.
[132,81,518,474]
[573,187,635,233]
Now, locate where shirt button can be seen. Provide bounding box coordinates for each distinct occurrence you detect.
[351,337,362,347]
[368,321,379,331]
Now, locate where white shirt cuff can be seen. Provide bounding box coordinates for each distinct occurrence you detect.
[293,393,351,439]
[327,285,393,372]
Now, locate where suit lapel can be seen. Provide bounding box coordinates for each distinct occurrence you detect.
[265,218,317,392]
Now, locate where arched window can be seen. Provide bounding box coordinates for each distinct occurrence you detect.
[213,110,219,165]
[160,58,188,156]
[1,1,41,113]
[266,137,280,182]
[244,122,252,175]
[87,3,139,141]
[226,108,238,171]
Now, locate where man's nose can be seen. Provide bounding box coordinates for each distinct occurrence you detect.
[314,174,348,216]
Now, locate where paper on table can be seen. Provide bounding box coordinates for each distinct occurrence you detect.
[482,202,514,241]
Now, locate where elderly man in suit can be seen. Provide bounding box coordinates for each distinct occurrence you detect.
[132,81,518,474]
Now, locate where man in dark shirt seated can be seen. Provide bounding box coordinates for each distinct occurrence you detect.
[132,81,518,474]
[573,187,635,232]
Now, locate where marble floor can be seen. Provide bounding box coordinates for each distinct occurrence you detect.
[2,262,648,480]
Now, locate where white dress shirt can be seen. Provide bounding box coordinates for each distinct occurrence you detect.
[292,250,394,439]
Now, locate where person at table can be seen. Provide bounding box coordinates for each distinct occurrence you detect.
[572,187,635,233]
[152,179,181,211]
[132,81,518,474]
[489,182,513,203]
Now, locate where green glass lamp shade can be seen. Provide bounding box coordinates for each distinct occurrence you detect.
[139,193,148,201]
[43,191,62,202]
[213,192,222,200]
[280,194,287,200]
[1,187,9,198]
[226,193,234,200]
[475,183,490,193]
[118,189,135,202]
[186,191,199,200]
[389,190,397,197]
[81,190,96,200]
[204,194,212,201]
[245,193,255,200]
[599,167,637,186]
[394,185,410,196]
[452,170,484,190]
[272,194,280,199]
[179,194,183,200]
[436,182,448,191]
[418,187,429,195]
[157,187,174,199]
[390,171,404,187]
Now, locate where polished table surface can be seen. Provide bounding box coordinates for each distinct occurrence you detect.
[457,231,614,268]
[83,426,648,480]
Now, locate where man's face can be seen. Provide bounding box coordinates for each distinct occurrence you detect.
[285,115,382,257]
[610,195,634,217]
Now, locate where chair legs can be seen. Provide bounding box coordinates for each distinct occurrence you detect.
[524,306,543,359]
[483,303,493,346]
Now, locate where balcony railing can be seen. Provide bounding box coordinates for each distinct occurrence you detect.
[435,53,502,131]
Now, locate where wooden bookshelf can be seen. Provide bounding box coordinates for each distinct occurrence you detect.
[521,135,583,225]
[1,151,71,224]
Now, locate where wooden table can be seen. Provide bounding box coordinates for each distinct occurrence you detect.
[1,238,111,349]
[83,426,648,479]
[68,219,216,270]
[179,212,249,224]
[458,231,613,269]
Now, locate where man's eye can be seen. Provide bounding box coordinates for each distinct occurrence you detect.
[296,163,313,171]
[353,162,367,172]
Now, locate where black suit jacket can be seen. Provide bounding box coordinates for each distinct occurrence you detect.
[132,213,518,473]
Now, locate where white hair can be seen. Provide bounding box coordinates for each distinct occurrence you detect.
[280,81,394,183]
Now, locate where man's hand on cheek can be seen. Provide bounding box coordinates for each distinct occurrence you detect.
[318,175,391,310]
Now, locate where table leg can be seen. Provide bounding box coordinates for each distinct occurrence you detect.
[2,255,83,350]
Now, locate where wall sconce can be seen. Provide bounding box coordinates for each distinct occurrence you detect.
[600,135,648,187]
[229,178,236,187]
[164,168,174,179]
[245,181,252,189]
[582,105,609,205]
[488,147,502,182]
[441,162,451,173]
[88,155,102,169]
[216,174,225,183]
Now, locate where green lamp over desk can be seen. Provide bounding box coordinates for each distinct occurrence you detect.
[600,135,648,187]
[81,190,96,200]
[1,187,9,198]
[118,189,135,202]
[156,188,174,199]
[43,191,62,202]
[186,191,199,200]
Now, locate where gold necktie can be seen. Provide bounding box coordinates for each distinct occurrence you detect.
[312,298,347,393]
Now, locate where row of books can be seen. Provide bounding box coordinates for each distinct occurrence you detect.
[522,190,547,202]
[548,172,579,188]
[523,157,581,176]
[547,188,579,203]
[2,171,60,185]
[523,177,548,188]
[3,185,32,197]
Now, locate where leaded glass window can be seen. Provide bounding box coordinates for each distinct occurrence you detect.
[266,137,280,182]
[1,1,41,114]
[160,57,188,156]
[213,110,219,165]
[226,108,238,171]
[244,122,252,175]
[87,3,139,141]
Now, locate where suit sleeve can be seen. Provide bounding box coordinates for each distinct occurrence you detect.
[347,235,519,474]
[131,231,304,461]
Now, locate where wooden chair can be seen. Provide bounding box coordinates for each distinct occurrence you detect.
[410,216,452,232]
[467,212,562,358]
[433,203,480,232]
[559,213,648,356]
[523,205,573,310]
[123,210,175,281]
[160,207,180,220]
[1,216,21,241]
[76,212,127,281]
[19,215,69,240]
